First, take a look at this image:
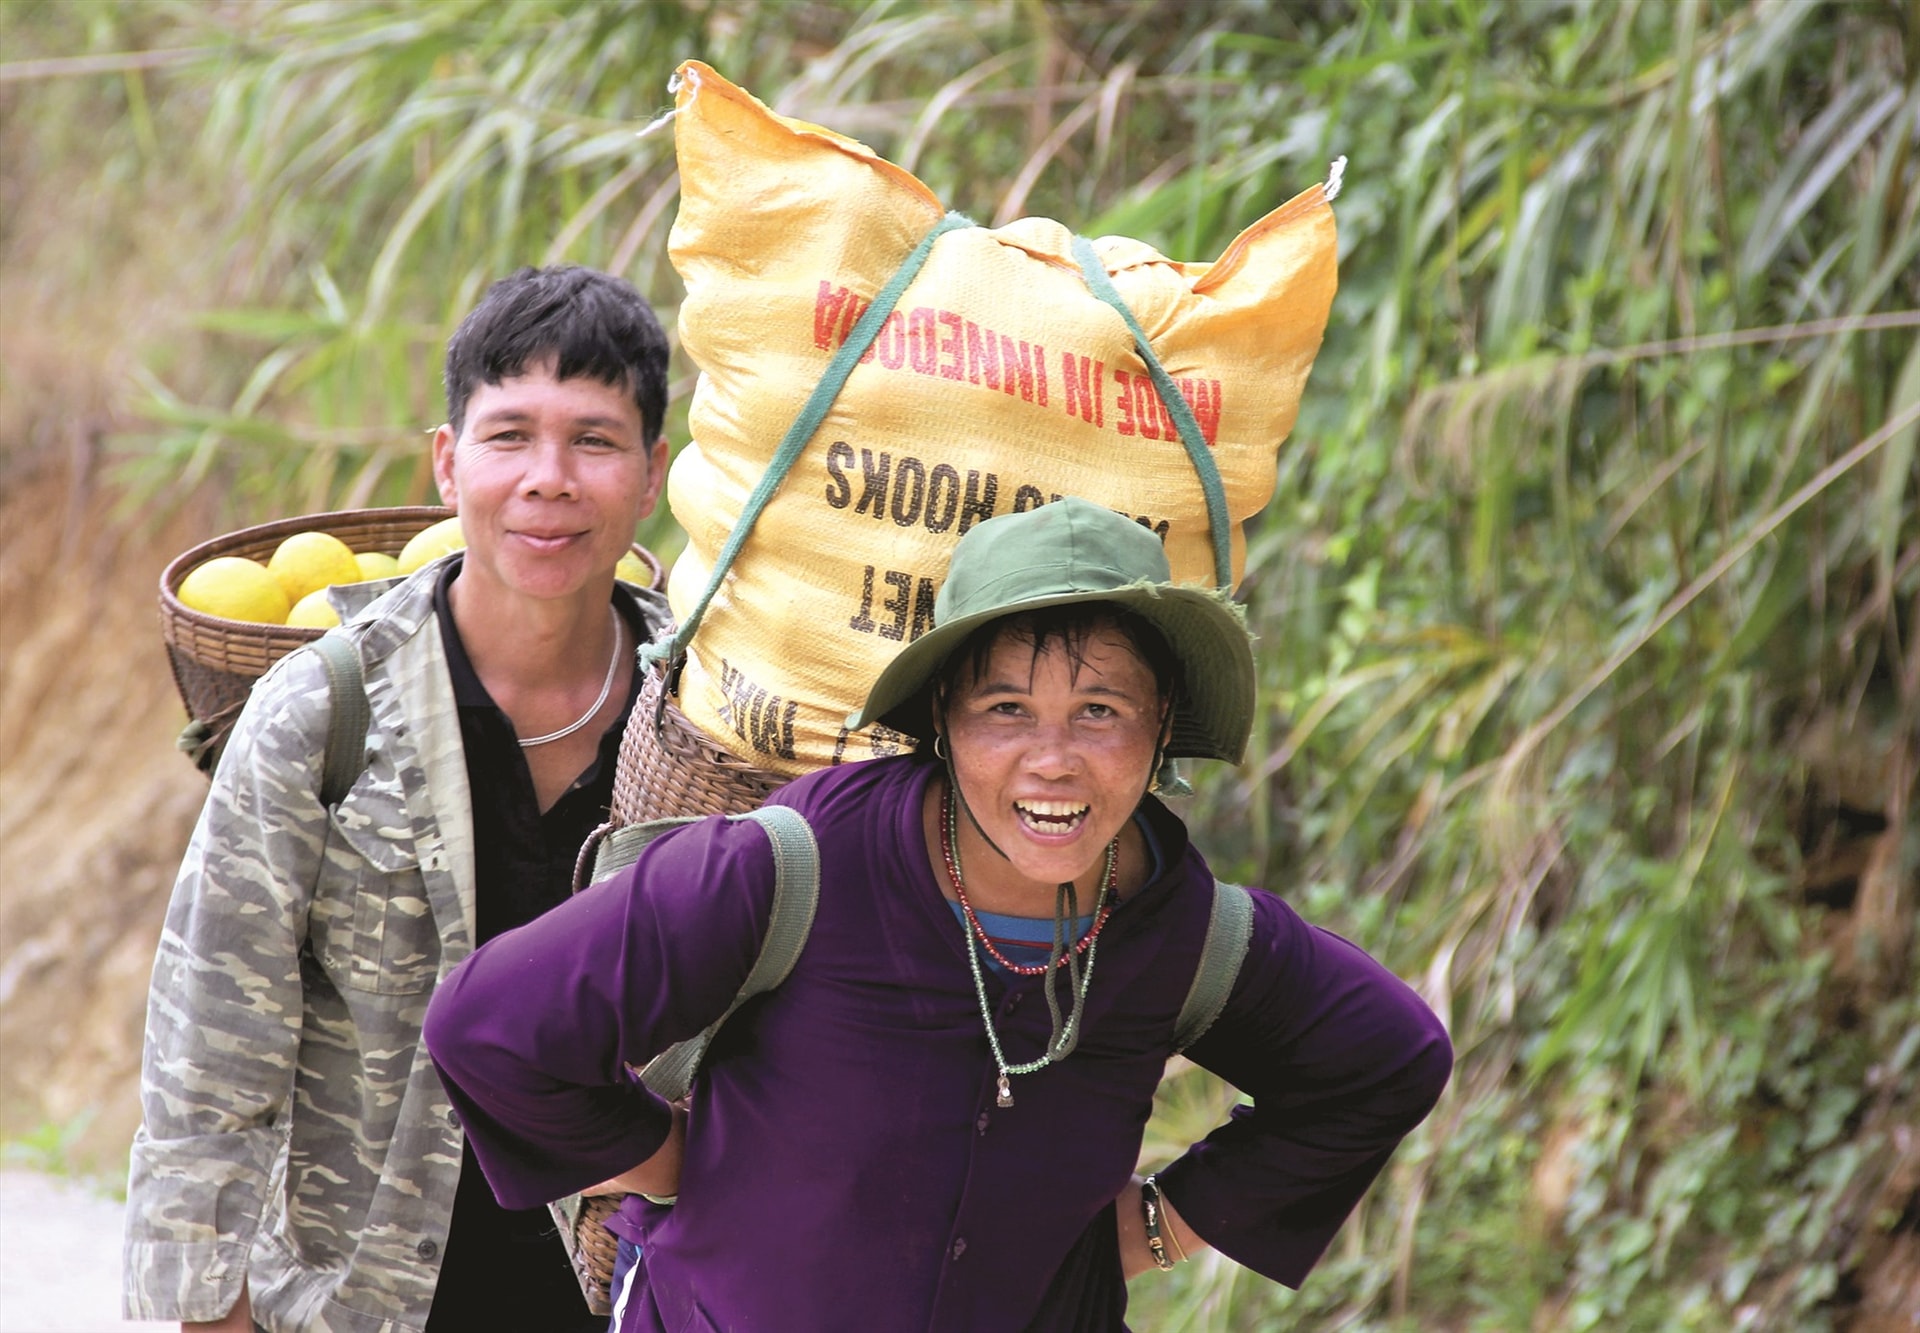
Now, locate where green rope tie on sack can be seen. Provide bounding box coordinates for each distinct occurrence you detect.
[642,210,978,671]
[1068,234,1233,590]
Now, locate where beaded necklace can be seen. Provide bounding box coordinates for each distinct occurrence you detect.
[942,794,1117,975]
[942,784,1116,1107]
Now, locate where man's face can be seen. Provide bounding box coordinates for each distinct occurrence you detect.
[431,359,667,606]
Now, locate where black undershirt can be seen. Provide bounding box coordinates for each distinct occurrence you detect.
[425,558,643,1333]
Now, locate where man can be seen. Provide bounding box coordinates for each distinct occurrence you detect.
[125,266,672,1332]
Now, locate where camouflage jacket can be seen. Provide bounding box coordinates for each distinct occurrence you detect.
[124,560,666,1331]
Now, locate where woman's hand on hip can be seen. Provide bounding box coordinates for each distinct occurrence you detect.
[585,1100,687,1199]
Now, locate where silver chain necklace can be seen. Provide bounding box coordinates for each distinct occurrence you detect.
[517,606,622,749]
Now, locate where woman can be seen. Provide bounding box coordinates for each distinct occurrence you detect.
[424,497,1452,1330]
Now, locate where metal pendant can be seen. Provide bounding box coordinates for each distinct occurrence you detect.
[996,1074,1014,1108]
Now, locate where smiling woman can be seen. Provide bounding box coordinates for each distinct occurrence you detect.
[927,611,1173,1111]
[423,497,1455,1331]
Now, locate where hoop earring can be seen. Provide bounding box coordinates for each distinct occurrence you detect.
[1146,705,1176,794]
[933,733,950,761]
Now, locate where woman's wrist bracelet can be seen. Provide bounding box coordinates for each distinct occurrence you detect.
[1164,1210,1189,1264]
[1140,1174,1177,1271]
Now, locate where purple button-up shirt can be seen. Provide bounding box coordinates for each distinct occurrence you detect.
[425,756,1451,1331]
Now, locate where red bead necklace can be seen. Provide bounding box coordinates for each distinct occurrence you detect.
[941,785,1117,977]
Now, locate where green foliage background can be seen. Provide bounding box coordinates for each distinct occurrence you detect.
[3,1,1914,1329]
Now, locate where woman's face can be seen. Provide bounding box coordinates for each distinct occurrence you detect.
[941,621,1167,896]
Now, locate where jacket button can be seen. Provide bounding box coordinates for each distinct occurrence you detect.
[975,1112,990,1134]
[950,1237,967,1260]
[416,1239,439,1260]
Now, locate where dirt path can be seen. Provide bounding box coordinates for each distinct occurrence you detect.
[0,1170,171,1332]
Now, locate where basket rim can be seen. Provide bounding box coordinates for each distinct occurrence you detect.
[159,506,455,654]
[159,506,454,603]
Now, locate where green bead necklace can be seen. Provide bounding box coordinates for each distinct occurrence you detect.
[942,784,1116,1108]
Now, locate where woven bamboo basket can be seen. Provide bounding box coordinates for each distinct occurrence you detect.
[159,506,666,772]
[574,656,784,896]
[560,1194,625,1316]
[612,658,785,822]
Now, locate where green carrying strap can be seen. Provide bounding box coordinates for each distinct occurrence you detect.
[595,805,821,1102]
[645,214,1239,676]
[641,211,977,673]
[1171,880,1255,1053]
[1070,234,1233,589]
[311,632,370,808]
[592,816,1242,1062]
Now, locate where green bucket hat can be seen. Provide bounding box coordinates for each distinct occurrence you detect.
[847,497,1255,764]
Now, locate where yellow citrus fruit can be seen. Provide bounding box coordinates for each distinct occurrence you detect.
[353,551,402,582]
[397,517,466,574]
[287,588,342,629]
[615,550,654,588]
[268,531,362,605]
[177,556,292,625]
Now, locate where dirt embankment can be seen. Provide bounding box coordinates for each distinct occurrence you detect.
[0,459,217,1171]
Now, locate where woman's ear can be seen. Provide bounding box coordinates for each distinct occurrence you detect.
[1147,703,1178,796]
[929,687,949,761]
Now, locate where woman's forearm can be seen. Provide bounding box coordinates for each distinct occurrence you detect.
[583,1101,688,1200]
[1116,1175,1211,1280]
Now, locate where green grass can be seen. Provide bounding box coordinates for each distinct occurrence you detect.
[0,1115,128,1198]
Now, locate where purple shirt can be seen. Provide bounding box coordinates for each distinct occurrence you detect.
[424,756,1451,1331]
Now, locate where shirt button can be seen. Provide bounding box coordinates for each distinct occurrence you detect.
[975,1112,990,1135]
[951,1237,967,1260]
[445,1108,461,1129]
[416,1239,439,1261]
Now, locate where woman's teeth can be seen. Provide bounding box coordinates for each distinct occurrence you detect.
[1015,801,1090,832]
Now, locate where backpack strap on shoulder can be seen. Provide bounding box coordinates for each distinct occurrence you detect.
[310,632,369,809]
[1172,880,1255,1053]
[584,816,704,887]
[637,805,820,1101]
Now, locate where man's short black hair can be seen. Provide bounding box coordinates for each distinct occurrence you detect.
[443,265,669,440]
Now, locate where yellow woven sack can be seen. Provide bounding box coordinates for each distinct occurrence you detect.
[663,61,1338,776]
